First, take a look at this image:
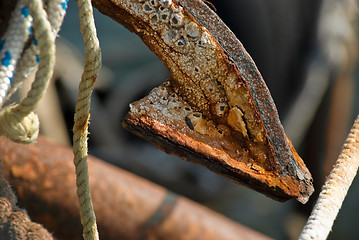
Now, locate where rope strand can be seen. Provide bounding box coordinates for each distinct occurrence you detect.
[0,0,32,107]
[0,0,101,238]
[0,0,55,143]
[299,114,359,240]
[3,0,69,107]
[73,0,101,239]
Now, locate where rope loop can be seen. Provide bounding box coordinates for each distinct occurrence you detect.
[0,104,39,144]
[0,0,55,143]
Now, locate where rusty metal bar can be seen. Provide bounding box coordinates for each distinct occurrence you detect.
[0,136,271,240]
[91,0,313,203]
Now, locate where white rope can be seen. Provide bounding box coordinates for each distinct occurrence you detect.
[299,1,359,238]
[72,0,101,238]
[0,0,68,143]
[0,0,32,107]
[299,114,359,240]
[0,1,102,239]
[1,0,69,107]
[0,0,55,143]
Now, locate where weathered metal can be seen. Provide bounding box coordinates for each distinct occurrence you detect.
[0,136,271,240]
[91,0,313,203]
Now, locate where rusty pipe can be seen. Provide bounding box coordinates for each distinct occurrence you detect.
[0,136,271,240]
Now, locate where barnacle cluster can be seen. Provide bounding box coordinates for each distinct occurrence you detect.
[135,0,211,53]
[127,0,265,142]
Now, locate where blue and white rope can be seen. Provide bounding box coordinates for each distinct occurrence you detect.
[0,0,69,108]
[0,0,32,107]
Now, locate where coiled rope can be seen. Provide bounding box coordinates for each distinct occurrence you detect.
[0,0,69,238]
[0,0,32,107]
[4,0,69,106]
[0,0,54,144]
[0,0,101,239]
[0,0,68,143]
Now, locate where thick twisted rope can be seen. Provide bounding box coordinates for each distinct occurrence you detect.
[4,0,69,106]
[0,0,100,238]
[73,0,101,239]
[0,0,55,144]
[299,114,359,239]
[0,0,68,110]
[0,160,54,239]
[0,0,32,107]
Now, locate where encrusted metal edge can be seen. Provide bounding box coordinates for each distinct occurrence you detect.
[177,0,313,195]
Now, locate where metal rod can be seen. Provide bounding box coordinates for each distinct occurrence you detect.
[0,136,271,240]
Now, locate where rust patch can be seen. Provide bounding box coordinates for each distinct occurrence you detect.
[0,136,273,240]
[94,0,314,203]
[90,76,97,88]
[11,164,38,181]
[74,114,90,133]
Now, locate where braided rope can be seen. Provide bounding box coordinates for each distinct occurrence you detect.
[299,114,359,240]
[2,0,69,108]
[0,0,101,238]
[299,1,359,239]
[0,0,32,107]
[0,160,54,239]
[0,0,55,144]
[0,197,54,239]
[73,0,101,239]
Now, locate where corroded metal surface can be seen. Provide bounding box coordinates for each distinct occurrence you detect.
[92,0,313,202]
[0,136,271,240]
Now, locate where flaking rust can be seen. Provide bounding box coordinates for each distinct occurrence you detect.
[93,0,314,203]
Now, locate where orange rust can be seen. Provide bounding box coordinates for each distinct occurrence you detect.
[11,164,38,181]
[74,114,90,133]
[0,136,272,240]
[202,0,217,12]
[93,0,314,203]
[122,79,312,203]
[90,76,97,88]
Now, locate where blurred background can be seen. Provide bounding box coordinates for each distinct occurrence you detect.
[4,0,359,239]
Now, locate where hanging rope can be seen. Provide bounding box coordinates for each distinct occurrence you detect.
[0,0,55,144]
[298,0,359,239]
[0,0,68,238]
[3,0,69,106]
[299,114,359,240]
[72,0,101,239]
[0,0,66,235]
[0,0,100,238]
[0,0,32,108]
